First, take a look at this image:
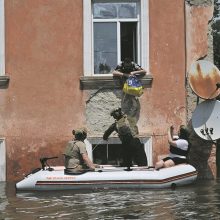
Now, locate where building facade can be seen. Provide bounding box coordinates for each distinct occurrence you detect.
[0,0,216,181]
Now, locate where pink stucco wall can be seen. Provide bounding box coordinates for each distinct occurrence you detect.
[3,0,86,180]
[0,0,192,181]
[185,4,213,69]
[147,0,186,163]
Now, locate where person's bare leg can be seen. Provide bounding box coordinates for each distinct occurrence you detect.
[164,159,175,168]
[155,160,164,169]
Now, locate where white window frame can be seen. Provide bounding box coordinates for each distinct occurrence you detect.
[85,136,153,166]
[0,139,6,182]
[83,0,149,76]
[0,0,5,76]
[93,19,139,76]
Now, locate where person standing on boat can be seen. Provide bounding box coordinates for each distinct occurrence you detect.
[155,125,190,170]
[64,128,98,172]
[103,108,148,168]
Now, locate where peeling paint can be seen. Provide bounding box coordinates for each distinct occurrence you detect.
[86,90,122,135]
[185,2,214,68]
[186,0,213,6]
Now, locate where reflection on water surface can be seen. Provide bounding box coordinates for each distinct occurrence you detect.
[0,180,220,219]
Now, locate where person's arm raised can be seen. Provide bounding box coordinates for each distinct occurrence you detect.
[103,123,116,141]
[168,126,177,147]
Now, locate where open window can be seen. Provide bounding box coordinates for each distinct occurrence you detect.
[85,136,153,166]
[93,0,139,75]
[93,144,123,165]
[83,0,149,77]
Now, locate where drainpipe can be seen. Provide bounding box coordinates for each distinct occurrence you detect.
[213,0,220,177]
[183,0,188,124]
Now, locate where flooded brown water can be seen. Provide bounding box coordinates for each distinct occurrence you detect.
[0,180,220,219]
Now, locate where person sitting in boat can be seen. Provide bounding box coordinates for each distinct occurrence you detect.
[155,125,190,170]
[64,127,99,172]
[103,108,148,168]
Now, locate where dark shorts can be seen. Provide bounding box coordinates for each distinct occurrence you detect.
[162,157,187,165]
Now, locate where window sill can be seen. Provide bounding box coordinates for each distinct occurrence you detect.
[87,135,151,143]
[0,75,10,88]
[80,74,153,90]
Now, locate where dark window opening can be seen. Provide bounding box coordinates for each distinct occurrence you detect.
[92,143,145,165]
[121,22,137,62]
[93,144,123,165]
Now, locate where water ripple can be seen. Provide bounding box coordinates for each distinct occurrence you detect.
[1,180,220,219]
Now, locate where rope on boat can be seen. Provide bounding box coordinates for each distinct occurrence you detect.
[92,140,109,162]
[92,139,105,152]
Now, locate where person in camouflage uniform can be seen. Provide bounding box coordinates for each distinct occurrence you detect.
[103,108,148,168]
[64,128,98,172]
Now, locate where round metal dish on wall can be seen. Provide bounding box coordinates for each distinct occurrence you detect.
[192,100,220,141]
[188,60,220,99]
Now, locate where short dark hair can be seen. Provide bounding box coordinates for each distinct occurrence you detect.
[179,125,189,140]
[124,57,132,64]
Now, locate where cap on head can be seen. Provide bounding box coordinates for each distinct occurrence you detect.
[110,108,121,116]
[110,108,124,120]
[72,127,87,140]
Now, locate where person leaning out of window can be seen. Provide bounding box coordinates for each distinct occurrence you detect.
[112,57,147,81]
[155,125,190,170]
[112,58,147,120]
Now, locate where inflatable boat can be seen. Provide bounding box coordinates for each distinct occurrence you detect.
[16,157,197,191]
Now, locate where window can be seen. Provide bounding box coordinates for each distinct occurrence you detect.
[93,143,123,165]
[83,0,149,76]
[92,143,149,165]
[0,0,5,76]
[85,137,153,166]
[93,0,139,74]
